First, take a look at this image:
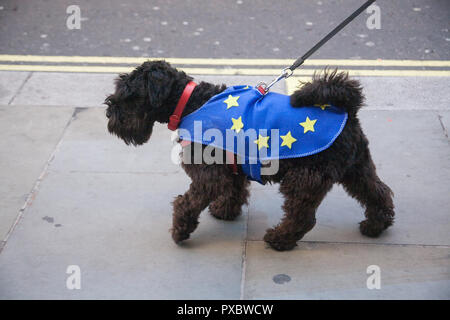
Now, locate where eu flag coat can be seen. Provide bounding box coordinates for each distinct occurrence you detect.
[179,85,347,184]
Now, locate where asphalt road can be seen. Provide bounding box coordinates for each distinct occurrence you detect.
[0,0,449,60]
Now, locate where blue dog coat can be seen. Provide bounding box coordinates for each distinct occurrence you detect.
[178,85,347,184]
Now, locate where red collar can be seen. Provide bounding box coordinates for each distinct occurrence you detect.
[167,81,197,131]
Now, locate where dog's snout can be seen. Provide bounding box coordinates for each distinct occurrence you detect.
[106,109,112,118]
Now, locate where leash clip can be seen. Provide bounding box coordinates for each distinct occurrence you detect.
[256,67,293,95]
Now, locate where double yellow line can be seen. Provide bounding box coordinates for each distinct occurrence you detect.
[0,54,449,77]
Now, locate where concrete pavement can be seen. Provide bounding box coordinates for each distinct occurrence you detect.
[0,70,449,299]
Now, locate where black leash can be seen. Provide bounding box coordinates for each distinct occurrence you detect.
[257,0,376,94]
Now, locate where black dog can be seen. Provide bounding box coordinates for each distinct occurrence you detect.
[105,60,394,251]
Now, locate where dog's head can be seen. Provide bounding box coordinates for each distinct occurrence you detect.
[105,60,190,145]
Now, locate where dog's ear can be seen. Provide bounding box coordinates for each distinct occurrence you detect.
[145,61,176,110]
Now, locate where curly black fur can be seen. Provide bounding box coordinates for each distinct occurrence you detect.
[105,61,225,146]
[105,60,395,251]
[290,69,364,117]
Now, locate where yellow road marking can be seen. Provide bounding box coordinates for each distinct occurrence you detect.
[1,64,450,78]
[0,64,133,73]
[0,54,450,67]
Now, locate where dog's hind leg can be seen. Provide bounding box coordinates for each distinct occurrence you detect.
[208,174,250,221]
[171,164,235,244]
[263,168,333,251]
[341,148,395,237]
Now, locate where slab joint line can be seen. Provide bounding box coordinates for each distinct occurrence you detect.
[246,239,450,248]
[8,71,33,105]
[437,114,449,139]
[239,204,250,300]
[0,108,77,254]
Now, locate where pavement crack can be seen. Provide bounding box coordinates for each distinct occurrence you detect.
[8,71,33,105]
[437,113,449,139]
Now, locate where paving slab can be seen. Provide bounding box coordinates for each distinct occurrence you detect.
[50,107,181,174]
[359,77,450,110]
[0,71,31,105]
[11,72,116,107]
[0,105,247,299]
[243,241,450,299]
[248,110,450,246]
[286,76,450,111]
[0,105,74,242]
[0,171,247,299]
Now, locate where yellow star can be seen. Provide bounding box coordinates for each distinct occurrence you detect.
[224,95,240,109]
[314,104,330,110]
[230,116,244,133]
[280,131,297,149]
[299,116,317,133]
[254,134,270,150]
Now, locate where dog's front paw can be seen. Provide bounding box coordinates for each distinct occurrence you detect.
[359,219,386,238]
[171,227,190,244]
[263,228,298,251]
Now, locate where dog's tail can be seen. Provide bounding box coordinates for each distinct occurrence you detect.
[289,69,364,117]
